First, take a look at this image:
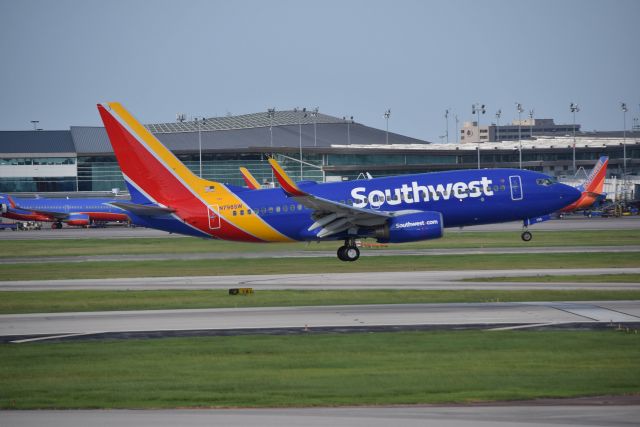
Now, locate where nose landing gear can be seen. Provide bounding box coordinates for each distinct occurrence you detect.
[337,238,360,262]
[521,230,532,242]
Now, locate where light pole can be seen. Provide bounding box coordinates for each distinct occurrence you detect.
[455,114,459,144]
[344,115,353,145]
[529,109,534,138]
[444,109,449,143]
[267,108,275,147]
[516,103,524,169]
[472,103,485,168]
[384,109,391,144]
[570,103,580,173]
[30,120,39,131]
[495,110,501,142]
[311,107,318,147]
[621,102,628,178]
[295,108,307,180]
[194,117,206,178]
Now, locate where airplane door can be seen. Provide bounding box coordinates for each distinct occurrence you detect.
[509,175,523,201]
[207,205,221,230]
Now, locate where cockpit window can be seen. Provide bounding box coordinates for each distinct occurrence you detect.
[536,177,557,186]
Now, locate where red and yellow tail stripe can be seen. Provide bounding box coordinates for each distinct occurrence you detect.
[240,167,261,190]
[98,102,293,242]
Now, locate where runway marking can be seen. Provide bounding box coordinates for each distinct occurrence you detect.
[10,332,98,344]
[487,322,564,331]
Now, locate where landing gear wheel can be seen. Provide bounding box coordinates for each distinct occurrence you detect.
[521,231,532,242]
[337,245,360,262]
[337,246,348,261]
[344,246,360,262]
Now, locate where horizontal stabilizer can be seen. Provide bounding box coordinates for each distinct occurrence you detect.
[109,201,175,216]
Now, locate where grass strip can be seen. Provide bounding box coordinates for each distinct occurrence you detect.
[1,331,638,409]
[1,289,640,315]
[1,252,639,281]
[464,274,640,283]
[3,229,640,259]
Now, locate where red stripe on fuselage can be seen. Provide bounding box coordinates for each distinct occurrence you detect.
[99,105,261,242]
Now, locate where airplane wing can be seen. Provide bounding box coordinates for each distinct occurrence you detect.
[268,159,404,238]
[109,201,176,217]
[239,167,261,190]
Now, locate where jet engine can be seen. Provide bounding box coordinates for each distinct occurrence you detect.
[373,211,443,243]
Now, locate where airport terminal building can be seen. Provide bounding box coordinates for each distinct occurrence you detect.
[0,109,639,198]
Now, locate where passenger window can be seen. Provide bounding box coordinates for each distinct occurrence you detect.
[240,210,244,216]
[283,205,288,212]
[290,204,295,211]
[500,185,506,191]
[268,207,274,214]
[297,204,303,211]
[276,206,281,213]
[232,211,237,216]
[247,210,252,215]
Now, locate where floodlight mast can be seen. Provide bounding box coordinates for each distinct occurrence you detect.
[384,109,391,144]
[444,109,449,143]
[570,103,580,174]
[194,117,206,178]
[495,110,501,142]
[621,102,628,178]
[472,103,485,169]
[516,103,524,169]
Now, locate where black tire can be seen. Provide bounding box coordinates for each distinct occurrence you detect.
[344,246,360,262]
[337,246,348,261]
[521,231,532,242]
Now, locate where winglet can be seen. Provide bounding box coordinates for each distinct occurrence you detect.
[239,167,261,190]
[268,159,307,197]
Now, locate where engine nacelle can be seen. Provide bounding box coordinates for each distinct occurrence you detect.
[65,213,90,227]
[373,211,443,243]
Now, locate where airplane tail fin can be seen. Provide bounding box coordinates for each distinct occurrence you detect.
[583,156,608,195]
[97,102,219,207]
[239,167,261,190]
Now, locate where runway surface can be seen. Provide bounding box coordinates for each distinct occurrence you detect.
[2,404,639,427]
[1,245,639,264]
[2,268,638,291]
[1,216,638,240]
[3,300,640,342]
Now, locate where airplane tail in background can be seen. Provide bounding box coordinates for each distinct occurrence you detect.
[239,167,261,190]
[582,156,608,195]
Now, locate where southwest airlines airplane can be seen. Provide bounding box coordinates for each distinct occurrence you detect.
[98,102,581,261]
[0,194,129,228]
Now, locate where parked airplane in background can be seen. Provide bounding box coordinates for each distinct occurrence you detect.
[559,156,609,213]
[98,102,581,261]
[0,194,129,228]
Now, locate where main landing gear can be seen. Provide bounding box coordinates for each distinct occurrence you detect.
[337,238,360,262]
[51,222,63,229]
[521,229,532,242]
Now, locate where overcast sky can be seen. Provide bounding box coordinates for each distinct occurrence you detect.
[0,0,638,142]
